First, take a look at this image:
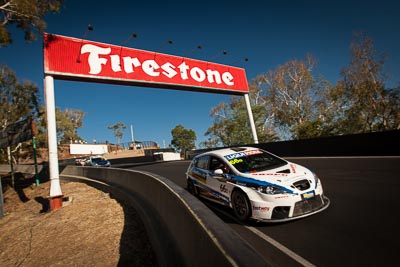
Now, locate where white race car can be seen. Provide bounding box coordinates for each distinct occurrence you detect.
[186,146,330,222]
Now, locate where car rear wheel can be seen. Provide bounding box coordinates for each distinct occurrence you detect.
[187,179,199,196]
[232,190,251,221]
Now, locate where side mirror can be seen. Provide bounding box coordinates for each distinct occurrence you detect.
[214,169,224,175]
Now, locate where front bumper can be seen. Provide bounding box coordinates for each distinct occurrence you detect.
[252,195,330,223]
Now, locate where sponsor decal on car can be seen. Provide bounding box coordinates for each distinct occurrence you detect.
[229,158,243,165]
[290,164,297,173]
[220,184,229,193]
[225,150,263,161]
[225,152,247,160]
[243,150,263,156]
[252,173,288,177]
[302,191,315,199]
[275,195,290,199]
[253,206,270,212]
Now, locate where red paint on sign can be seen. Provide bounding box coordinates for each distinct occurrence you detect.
[44,33,249,94]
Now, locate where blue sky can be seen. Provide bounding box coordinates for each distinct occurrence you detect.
[1,0,399,148]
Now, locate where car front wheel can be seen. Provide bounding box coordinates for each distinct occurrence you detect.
[232,190,251,221]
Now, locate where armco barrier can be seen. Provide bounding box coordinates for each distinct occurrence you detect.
[59,166,270,267]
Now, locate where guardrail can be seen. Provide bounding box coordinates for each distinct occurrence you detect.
[8,165,267,267]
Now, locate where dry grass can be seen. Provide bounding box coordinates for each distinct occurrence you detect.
[0,176,158,267]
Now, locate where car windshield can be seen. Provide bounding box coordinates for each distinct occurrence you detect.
[225,149,287,173]
[91,157,104,163]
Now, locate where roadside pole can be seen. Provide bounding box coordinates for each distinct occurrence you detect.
[244,93,259,144]
[0,176,4,218]
[31,119,40,186]
[8,146,14,188]
[44,75,63,210]
[32,136,39,186]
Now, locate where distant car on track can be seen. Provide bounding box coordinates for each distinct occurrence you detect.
[75,155,111,167]
[186,146,330,222]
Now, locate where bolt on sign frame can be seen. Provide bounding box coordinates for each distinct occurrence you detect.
[43,33,258,198]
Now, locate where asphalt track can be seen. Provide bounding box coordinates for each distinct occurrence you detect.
[125,157,400,267]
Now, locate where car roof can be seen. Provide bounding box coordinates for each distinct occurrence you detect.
[197,146,259,157]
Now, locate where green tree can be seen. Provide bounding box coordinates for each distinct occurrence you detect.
[206,55,330,144]
[56,108,86,143]
[107,122,126,145]
[0,65,40,162]
[171,124,196,153]
[204,92,278,147]
[259,55,331,139]
[205,34,399,142]
[328,32,400,133]
[32,106,47,147]
[0,0,63,46]
[0,65,40,130]
[34,106,86,146]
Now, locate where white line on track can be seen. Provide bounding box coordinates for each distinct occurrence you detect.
[209,204,316,267]
[244,225,316,267]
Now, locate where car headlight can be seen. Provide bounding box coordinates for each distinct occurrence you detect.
[312,172,319,184]
[257,185,287,195]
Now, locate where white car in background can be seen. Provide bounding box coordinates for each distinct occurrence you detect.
[186,146,330,222]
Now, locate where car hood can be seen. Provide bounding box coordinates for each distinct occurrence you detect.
[233,163,315,193]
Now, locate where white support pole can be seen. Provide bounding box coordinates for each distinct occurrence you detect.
[244,93,259,144]
[130,124,135,150]
[131,124,135,143]
[44,75,63,197]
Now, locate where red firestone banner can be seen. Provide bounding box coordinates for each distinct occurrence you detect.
[44,33,249,94]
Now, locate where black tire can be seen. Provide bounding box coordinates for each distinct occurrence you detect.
[187,179,199,196]
[231,190,251,221]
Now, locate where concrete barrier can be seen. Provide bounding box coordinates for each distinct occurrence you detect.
[185,129,400,159]
[59,166,270,267]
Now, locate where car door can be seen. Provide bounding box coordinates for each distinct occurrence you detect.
[206,157,232,205]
